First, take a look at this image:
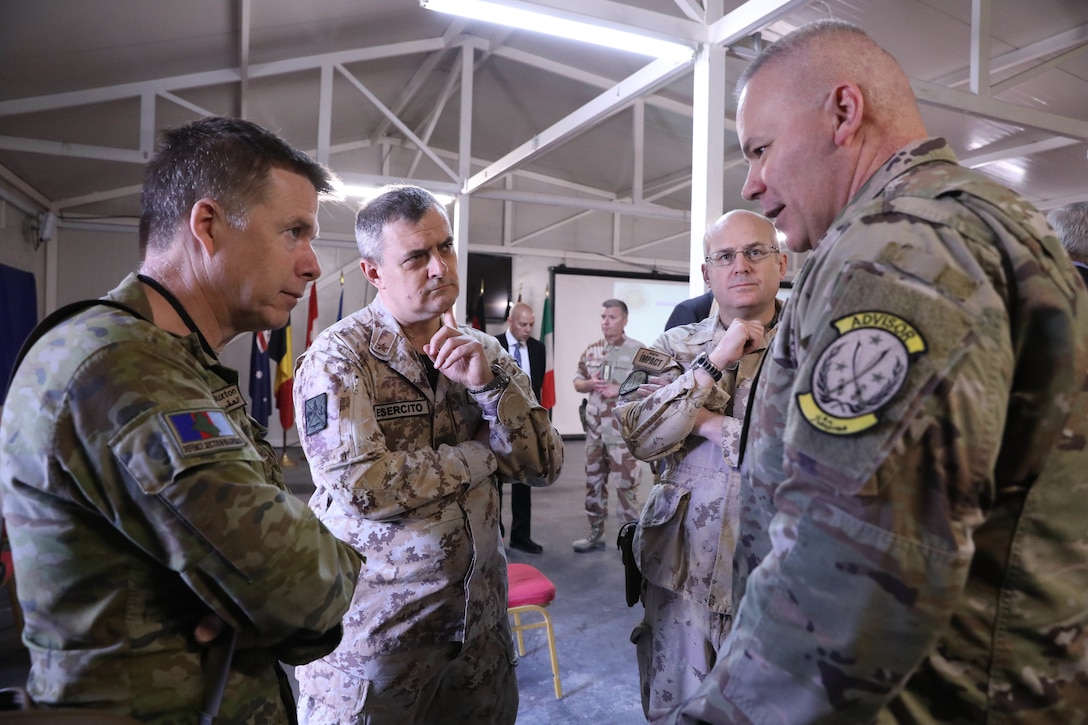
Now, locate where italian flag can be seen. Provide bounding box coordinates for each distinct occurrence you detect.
[540,285,556,409]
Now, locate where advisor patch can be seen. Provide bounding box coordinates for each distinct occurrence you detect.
[164,409,245,456]
[797,310,927,435]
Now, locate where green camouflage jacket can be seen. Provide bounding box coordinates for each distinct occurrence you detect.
[0,273,361,723]
[670,138,1088,723]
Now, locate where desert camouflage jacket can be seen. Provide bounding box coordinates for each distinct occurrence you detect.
[671,138,1088,724]
[618,306,778,615]
[0,273,361,723]
[575,335,645,444]
[292,294,562,667]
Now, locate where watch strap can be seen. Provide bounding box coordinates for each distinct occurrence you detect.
[692,352,723,382]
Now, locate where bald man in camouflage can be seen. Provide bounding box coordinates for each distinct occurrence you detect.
[667,19,1088,724]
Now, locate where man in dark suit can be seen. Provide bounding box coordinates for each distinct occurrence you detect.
[496,301,547,554]
[1047,202,1088,287]
[664,290,714,330]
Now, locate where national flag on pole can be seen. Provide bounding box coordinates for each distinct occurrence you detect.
[336,271,345,322]
[470,281,485,330]
[248,330,271,427]
[305,283,319,348]
[540,285,555,409]
[269,323,294,429]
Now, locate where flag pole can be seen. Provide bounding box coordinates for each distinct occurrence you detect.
[280,428,296,467]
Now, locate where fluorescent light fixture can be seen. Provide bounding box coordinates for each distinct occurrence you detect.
[333,182,455,207]
[421,0,693,61]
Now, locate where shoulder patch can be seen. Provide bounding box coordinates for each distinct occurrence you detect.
[304,393,328,436]
[797,311,927,435]
[631,346,672,373]
[163,409,245,455]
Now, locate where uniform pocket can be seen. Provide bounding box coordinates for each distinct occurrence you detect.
[634,483,690,590]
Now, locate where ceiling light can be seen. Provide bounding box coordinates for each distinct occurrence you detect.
[421,0,694,61]
[333,182,455,207]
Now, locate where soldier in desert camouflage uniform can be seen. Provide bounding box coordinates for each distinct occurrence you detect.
[292,185,563,725]
[668,20,1088,724]
[571,299,645,552]
[0,117,362,723]
[618,210,785,722]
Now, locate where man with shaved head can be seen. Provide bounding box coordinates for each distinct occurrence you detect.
[667,19,1088,724]
[617,209,785,721]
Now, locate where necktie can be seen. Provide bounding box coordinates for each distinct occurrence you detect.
[513,342,523,368]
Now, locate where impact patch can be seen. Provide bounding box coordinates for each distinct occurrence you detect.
[304,393,328,436]
[797,310,927,435]
[631,347,671,374]
[374,399,429,421]
[164,409,245,455]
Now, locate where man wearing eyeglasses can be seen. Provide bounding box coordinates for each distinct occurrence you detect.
[617,209,786,721]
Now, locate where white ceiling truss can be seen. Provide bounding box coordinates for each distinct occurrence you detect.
[1,0,1087,287]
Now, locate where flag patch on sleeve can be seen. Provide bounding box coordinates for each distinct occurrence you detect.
[164,409,245,455]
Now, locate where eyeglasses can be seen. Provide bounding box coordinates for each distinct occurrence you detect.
[704,244,780,267]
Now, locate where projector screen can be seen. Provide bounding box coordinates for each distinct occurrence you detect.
[550,267,690,437]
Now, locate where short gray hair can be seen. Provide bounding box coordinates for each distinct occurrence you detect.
[1047,202,1088,263]
[354,185,450,264]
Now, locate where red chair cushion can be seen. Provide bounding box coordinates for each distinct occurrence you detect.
[507,563,557,608]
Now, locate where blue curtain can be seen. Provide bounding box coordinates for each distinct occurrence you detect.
[1,263,38,404]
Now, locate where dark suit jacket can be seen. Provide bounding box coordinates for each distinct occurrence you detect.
[1075,261,1088,289]
[664,290,714,330]
[497,333,545,400]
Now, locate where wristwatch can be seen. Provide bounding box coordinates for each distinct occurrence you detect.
[692,352,724,382]
[468,363,510,394]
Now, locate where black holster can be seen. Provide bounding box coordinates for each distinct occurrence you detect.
[616,521,642,608]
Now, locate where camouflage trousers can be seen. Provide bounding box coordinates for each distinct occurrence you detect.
[584,434,640,526]
[295,627,518,725]
[631,582,733,723]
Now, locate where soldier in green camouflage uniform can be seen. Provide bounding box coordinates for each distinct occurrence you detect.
[572,299,645,552]
[618,210,785,721]
[667,20,1088,724]
[292,185,563,725]
[0,117,362,723]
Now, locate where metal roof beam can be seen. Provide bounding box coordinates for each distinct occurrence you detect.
[912,80,1088,140]
[0,38,446,117]
[464,55,694,193]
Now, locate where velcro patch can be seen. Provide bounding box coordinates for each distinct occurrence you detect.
[632,347,672,373]
[374,399,429,421]
[164,409,245,456]
[304,393,328,436]
[798,310,926,435]
[212,384,246,413]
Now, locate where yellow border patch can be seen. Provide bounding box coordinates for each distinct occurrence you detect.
[798,311,927,435]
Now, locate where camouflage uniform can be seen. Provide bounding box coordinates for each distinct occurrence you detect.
[575,335,646,527]
[618,306,778,721]
[292,294,563,725]
[0,273,362,724]
[669,138,1088,723]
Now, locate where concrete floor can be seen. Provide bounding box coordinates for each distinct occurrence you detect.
[0,438,650,723]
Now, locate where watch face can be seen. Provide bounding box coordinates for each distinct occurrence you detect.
[618,369,648,396]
